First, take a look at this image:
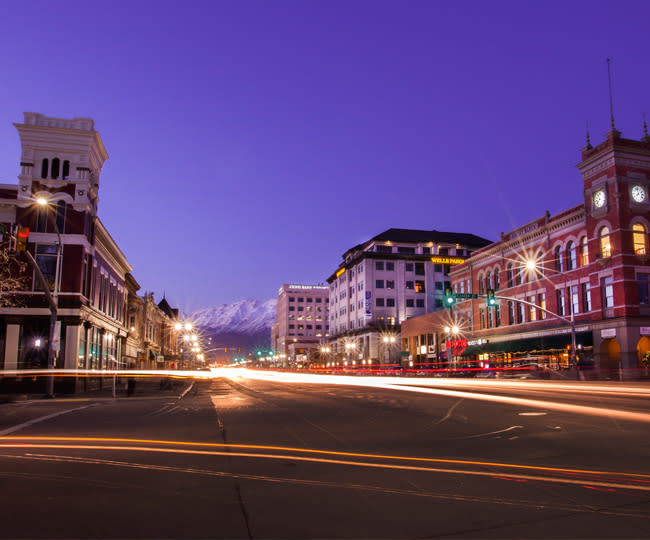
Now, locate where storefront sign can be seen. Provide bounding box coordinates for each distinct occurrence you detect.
[467,338,489,346]
[52,321,61,352]
[430,256,465,265]
[447,339,468,349]
[601,328,616,338]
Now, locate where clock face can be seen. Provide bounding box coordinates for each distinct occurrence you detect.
[632,185,646,203]
[593,189,606,208]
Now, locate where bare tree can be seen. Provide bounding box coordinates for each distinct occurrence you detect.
[0,246,28,307]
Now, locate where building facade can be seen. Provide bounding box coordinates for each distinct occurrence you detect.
[326,229,491,365]
[0,113,180,384]
[271,284,329,365]
[402,124,650,378]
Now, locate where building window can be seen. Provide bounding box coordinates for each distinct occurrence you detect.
[478,276,484,295]
[556,289,566,316]
[554,245,563,272]
[528,296,537,321]
[316,298,322,303]
[494,268,500,290]
[439,247,449,255]
[571,285,579,315]
[41,158,49,179]
[298,307,304,311]
[386,262,395,271]
[415,263,425,275]
[480,308,485,329]
[435,299,443,308]
[386,298,395,307]
[405,263,414,272]
[581,283,592,312]
[579,236,589,266]
[398,247,415,254]
[422,247,431,254]
[51,158,60,179]
[55,200,66,233]
[376,245,392,253]
[289,297,295,302]
[376,280,384,289]
[416,299,424,308]
[486,271,492,291]
[506,264,513,288]
[376,298,385,307]
[34,244,58,291]
[599,227,611,258]
[517,302,526,324]
[386,280,394,289]
[62,160,70,179]
[376,261,384,271]
[406,298,414,307]
[307,297,313,303]
[638,274,650,305]
[405,281,414,290]
[515,265,522,286]
[415,281,425,293]
[538,293,546,319]
[633,223,648,255]
[601,276,614,308]
[566,241,577,270]
[289,306,295,311]
[508,301,514,325]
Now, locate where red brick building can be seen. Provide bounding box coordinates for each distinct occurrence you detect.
[402,124,650,378]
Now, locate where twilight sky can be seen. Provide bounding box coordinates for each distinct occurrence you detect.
[1,1,649,311]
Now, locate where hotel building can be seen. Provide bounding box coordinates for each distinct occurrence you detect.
[326,229,491,364]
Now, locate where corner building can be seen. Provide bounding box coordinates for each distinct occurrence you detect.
[0,113,132,383]
[403,125,650,377]
[326,229,491,365]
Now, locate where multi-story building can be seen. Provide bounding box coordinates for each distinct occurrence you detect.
[0,112,180,386]
[402,122,650,378]
[271,284,329,365]
[326,229,491,364]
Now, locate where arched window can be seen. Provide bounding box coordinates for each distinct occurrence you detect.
[36,205,48,233]
[515,264,522,286]
[51,158,60,180]
[55,200,66,234]
[506,264,513,288]
[554,246,563,272]
[579,236,589,266]
[62,160,70,179]
[41,158,49,179]
[599,227,611,257]
[478,275,484,295]
[486,271,492,291]
[494,268,500,290]
[566,241,577,270]
[633,223,647,255]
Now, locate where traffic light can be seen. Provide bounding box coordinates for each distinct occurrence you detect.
[486,289,497,307]
[225,347,228,353]
[16,227,29,252]
[443,286,456,308]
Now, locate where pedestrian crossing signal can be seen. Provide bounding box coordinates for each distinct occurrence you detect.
[16,227,29,252]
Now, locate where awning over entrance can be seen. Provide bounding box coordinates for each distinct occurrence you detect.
[461,332,593,356]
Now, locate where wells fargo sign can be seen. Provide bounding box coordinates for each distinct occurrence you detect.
[430,256,465,265]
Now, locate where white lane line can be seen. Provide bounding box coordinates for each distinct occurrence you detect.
[433,398,464,425]
[0,405,93,436]
[519,412,547,416]
[179,382,195,399]
[448,425,523,440]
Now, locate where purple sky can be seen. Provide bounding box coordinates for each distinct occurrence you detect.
[1,1,649,312]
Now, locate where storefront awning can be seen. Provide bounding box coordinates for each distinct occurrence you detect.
[461,332,593,356]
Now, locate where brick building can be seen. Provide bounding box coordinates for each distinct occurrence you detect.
[402,124,650,378]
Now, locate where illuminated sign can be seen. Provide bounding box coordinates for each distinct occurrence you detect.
[430,256,465,265]
[467,338,489,346]
[335,268,346,277]
[288,284,329,290]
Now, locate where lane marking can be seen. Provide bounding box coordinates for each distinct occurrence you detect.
[448,425,523,440]
[2,436,649,480]
[519,412,547,416]
[4,453,648,519]
[0,405,93,436]
[0,444,648,493]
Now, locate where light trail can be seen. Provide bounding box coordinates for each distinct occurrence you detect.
[2,436,649,480]
[0,442,649,493]
[226,369,650,423]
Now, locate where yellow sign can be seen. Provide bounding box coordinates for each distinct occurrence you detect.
[430,256,465,265]
[335,267,346,277]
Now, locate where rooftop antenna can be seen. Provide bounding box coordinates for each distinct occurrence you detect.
[607,58,617,134]
[585,120,592,149]
[643,112,649,141]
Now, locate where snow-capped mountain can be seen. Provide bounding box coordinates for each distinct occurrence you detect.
[189,299,276,333]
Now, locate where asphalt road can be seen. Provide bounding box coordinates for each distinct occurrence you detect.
[1,372,649,539]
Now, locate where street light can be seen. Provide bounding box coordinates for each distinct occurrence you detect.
[36,196,63,398]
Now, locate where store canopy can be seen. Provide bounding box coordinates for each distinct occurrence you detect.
[461,332,592,356]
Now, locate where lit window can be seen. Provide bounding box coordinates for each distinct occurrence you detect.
[633,223,647,255]
[599,227,611,257]
[579,236,589,266]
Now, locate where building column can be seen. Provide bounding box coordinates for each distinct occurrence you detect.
[618,325,639,380]
[64,325,80,369]
[3,324,20,371]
